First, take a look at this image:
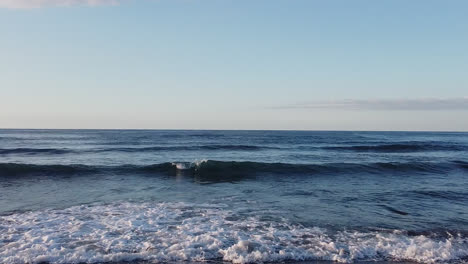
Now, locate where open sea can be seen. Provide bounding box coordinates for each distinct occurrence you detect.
[1,129,468,264]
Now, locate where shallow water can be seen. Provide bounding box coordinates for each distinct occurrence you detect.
[0,130,467,263]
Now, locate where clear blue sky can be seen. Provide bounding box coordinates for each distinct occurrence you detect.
[1,0,467,130]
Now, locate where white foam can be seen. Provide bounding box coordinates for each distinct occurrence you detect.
[171,160,207,170]
[172,162,190,170]
[0,202,467,264]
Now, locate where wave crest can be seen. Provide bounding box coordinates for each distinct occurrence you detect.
[1,160,467,180]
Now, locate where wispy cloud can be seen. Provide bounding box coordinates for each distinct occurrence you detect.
[0,0,121,9]
[273,97,468,111]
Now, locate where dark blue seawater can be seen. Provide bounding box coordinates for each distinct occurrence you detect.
[1,129,468,263]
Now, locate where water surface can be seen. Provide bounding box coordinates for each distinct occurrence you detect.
[1,130,467,263]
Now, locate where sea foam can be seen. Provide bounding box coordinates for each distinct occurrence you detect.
[1,202,467,264]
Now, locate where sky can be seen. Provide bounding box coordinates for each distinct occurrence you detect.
[0,0,467,131]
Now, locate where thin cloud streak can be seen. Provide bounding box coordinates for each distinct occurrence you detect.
[0,0,121,8]
[274,97,468,111]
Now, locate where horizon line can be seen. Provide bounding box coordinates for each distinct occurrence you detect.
[1,127,467,133]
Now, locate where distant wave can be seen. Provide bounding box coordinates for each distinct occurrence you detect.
[160,133,226,138]
[413,190,468,203]
[323,143,467,152]
[1,160,466,180]
[0,163,100,176]
[99,144,275,152]
[453,160,468,169]
[0,148,72,155]
[2,143,466,155]
[0,145,274,155]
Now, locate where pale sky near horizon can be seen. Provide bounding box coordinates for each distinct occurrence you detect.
[1,0,467,131]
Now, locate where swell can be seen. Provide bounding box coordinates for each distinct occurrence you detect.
[0,148,72,155]
[99,144,276,152]
[2,143,466,154]
[0,145,274,155]
[0,163,100,176]
[323,143,467,152]
[413,190,468,203]
[1,160,467,179]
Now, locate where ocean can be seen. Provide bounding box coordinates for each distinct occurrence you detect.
[0,129,467,264]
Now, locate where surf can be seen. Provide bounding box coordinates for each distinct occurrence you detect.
[1,201,467,264]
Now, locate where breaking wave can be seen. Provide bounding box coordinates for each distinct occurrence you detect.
[1,160,467,179]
